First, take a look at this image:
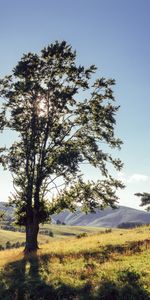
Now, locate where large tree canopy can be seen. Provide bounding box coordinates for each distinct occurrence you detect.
[0,41,124,253]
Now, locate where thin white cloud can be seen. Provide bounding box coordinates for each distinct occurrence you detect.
[117,172,149,184]
[127,174,149,183]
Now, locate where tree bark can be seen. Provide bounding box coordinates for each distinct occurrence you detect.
[24,216,39,254]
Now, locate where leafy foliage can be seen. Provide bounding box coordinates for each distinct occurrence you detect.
[135,192,150,211]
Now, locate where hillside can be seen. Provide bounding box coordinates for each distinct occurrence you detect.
[1,226,150,299]
[0,229,53,247]
[0,225,102,249]
[52,206,150,227]
[1,201,150,228]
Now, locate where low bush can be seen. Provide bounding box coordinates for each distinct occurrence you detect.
[76,232,88,238]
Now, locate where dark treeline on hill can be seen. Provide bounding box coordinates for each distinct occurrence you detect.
[1,202,150,228]
[0,241,26,251]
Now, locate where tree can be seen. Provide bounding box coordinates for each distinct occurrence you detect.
[0,210,4,222]
[135,192,150,211]
[0,41,124,253]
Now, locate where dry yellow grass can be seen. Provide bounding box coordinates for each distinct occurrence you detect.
[1,225,150,299]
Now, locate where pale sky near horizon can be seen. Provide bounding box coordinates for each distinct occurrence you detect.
[0,0,150,210]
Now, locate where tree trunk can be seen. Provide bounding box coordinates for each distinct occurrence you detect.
[24,217,39,254]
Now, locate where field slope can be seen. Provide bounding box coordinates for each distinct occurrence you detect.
[0,225,103,248]
[1,226,150,299]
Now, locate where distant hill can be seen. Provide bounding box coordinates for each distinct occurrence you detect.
[1,201,150,228]
[52,206,150,228]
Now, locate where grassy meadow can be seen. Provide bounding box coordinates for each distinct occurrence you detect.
[0,225,150,299]
[40,224,104,238]
[0,224,102,246]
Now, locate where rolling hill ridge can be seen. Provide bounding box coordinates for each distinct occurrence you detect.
[1,201,150,228]
[51,206,150,227]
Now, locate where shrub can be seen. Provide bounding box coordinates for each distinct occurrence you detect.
[76,232,88,238]
[0,245,4,251]
[104,228,112,233]
[5,241,11,249]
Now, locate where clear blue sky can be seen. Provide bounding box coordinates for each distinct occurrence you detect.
[0,0,150,209]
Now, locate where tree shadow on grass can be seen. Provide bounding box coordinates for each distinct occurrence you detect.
[0,255,57,300]
[0,253,93,300]
[0,253,150,300]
